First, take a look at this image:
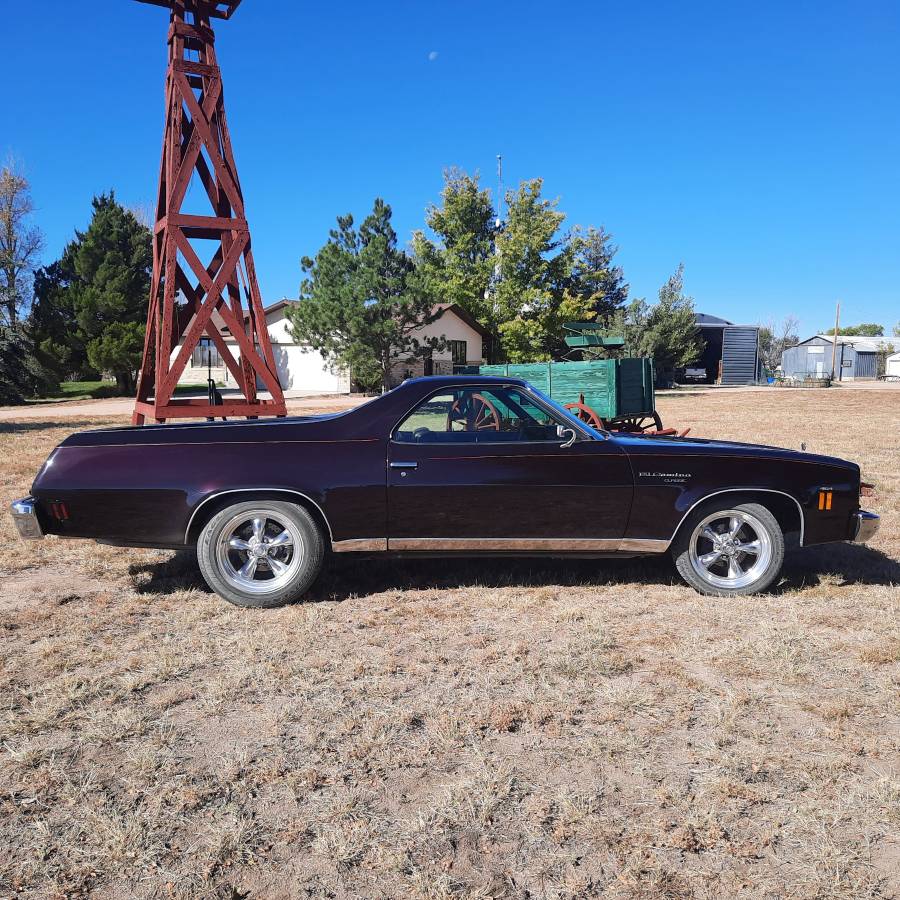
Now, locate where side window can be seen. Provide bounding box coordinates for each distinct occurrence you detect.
[394,387,567,443]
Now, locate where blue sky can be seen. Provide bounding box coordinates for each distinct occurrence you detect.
[4,0,898,336]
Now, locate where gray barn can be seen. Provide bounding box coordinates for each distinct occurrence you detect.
[690,314,761,384]
[781,334,893,381]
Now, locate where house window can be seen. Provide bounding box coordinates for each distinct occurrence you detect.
[448,340,467,365]
[191,339,224,369]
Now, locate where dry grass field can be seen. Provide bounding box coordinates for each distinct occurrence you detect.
[0,387,897,900]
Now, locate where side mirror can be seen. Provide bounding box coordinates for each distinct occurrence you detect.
[556,425,578,449]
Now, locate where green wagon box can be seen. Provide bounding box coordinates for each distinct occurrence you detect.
[479,358,660,431]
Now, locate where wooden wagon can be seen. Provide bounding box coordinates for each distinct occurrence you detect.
[478,358,667,433]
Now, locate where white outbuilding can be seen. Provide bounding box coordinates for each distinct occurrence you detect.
[886,352,900,378]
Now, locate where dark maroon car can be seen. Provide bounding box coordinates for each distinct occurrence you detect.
[11,376,879,606]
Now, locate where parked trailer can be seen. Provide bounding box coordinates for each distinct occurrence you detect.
[479,358,674,433]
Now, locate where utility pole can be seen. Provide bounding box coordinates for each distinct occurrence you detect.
[830,301,841,380]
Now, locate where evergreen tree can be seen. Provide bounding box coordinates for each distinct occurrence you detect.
[0,324,57,404]
[567,226,629,323]
[33,194,151,393]
[624,264,704,385]
[30,258,91,380]
[287,199,442,392]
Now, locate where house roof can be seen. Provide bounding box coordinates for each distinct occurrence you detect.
[433,303,493,338]
[803,334,895,352]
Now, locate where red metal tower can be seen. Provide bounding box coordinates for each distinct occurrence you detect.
[132,0,286,423]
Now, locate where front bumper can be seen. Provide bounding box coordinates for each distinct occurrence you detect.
[851,510,880,544]
[10,497,44,540]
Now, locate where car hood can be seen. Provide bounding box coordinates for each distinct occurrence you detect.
[612,432,860,472]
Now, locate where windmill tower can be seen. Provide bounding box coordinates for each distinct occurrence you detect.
[131,0,286,423]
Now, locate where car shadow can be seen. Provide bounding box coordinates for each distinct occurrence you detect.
[779,543,900,591]
[0,419,106,434]
[130,541,898,604]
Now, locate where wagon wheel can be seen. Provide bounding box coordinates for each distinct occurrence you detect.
[448,392,501,432]
[615,412,664,433]
[564,402,604,430]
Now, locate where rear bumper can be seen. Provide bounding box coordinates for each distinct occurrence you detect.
[10,497,43,540]
[851,510,879,544]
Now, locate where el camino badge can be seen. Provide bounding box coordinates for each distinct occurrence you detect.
[639,471,691,484]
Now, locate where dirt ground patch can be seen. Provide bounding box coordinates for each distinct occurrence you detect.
[0,389,897,899]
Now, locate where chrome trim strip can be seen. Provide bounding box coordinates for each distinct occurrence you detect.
[387,537,670,553]
[332,538,388,552]
[184,488,333,544]
[668,488,806,546]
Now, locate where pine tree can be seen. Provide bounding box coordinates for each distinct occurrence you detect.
[287,199,442,392]
[625,265,704,385]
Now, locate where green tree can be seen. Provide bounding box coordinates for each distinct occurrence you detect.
[823,323,884,337]
[412,169,497,330]
[494,179,594,362]
[37,194,151,393]
[86,321,145,386]
[287,199,442,392]
[567,226,629,324]
[624,264,704,385]
[30,258,91,380]
[893,321,900,338]
[0,324,57,404]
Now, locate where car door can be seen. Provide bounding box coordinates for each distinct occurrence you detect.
[387,385,633,548]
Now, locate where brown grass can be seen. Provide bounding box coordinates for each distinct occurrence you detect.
[0,387,897,899]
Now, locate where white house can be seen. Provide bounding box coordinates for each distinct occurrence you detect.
[172,300,489,394]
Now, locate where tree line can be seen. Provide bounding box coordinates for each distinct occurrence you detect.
[1,163,150,403]
[10,161,892,403]
[287,169,705,391]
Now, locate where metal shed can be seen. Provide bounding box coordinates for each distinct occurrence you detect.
[689,315,760,385]
[781,334,894,381]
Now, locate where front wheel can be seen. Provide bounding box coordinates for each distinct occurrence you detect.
[196,500,325,608]
[672,501,785,596]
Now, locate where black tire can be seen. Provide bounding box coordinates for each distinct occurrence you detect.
[196,500,325,608]
[672,501,785,597]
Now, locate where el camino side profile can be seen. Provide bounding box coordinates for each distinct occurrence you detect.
[11,376,879,607]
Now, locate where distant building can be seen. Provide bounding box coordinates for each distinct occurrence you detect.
[887,351,900,378]
[171,300,489,394]
[781,334,896,381]
[686,314,760,385]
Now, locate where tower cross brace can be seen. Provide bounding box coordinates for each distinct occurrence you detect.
[132,0,286,423]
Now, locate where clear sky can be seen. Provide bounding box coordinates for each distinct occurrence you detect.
[4,0,898,336]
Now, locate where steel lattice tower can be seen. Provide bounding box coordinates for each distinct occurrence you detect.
[131,0,286,423]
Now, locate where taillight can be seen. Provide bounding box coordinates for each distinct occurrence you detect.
[48,501,70,521]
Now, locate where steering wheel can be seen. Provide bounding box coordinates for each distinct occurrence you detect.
[447,392,501,432]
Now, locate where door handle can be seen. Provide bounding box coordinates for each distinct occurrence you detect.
[390,461,418,469]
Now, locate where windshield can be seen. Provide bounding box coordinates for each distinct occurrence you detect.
[524,384,606,439]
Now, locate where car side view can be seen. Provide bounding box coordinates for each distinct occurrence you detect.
[11,376,879,607]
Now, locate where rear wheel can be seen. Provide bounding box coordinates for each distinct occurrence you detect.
[196,500,325,608]
[672,501,784,596]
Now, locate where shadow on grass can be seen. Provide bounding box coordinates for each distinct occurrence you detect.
[130,552,680,601]
[130,542,898,603]
[780,543,900,591]
[0,420,106,435]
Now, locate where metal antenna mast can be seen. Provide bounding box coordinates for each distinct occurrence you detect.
[130,0,286,424]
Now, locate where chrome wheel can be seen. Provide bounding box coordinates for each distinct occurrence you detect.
[214,509,304,596]
[688,508,773,591]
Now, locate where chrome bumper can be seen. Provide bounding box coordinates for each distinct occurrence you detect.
[10,497,43,540]
[852,510,879,544]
